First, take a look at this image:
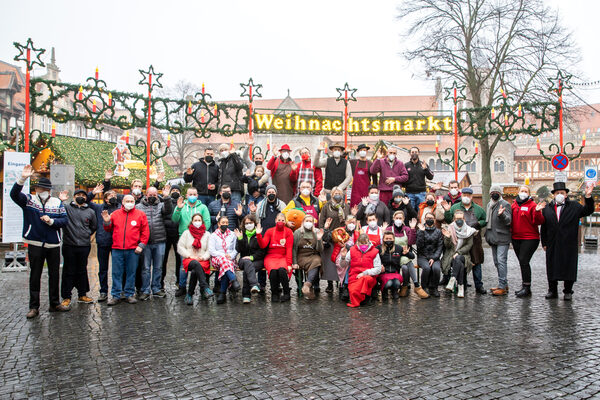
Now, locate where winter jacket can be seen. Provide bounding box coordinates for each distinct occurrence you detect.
[416,227,443,260]
[184,158,220,196]
[404,160,434,193]
[62,202,97,247]
[387,199,417,223]
[172,200,211,235]
[319,201,350,231]
[378,244,413,273]
[511,198,544,240]
[218,153,244,193]
[441,233,473,275]
[484,199,512,246]
[356,201,390,226]
[162,196,180,239]
[207,199,244,231]
[177,229,211,261]
[369,158,409,192]
[345,244,382,283]
[136,196,173,244]
[236,231,267,262]
[208,230,238,259]
[87,195,120,247]
[10,182,68,248]
[242,174,267,198]
[103,207,150,250]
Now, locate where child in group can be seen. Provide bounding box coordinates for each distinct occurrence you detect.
[243,165,267,206]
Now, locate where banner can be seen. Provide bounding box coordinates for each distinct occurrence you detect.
[3,152,30,243]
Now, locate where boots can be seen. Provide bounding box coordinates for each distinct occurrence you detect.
[271,289,280,303]
[391,287,399,300]
[515,285,532,298]
[302,282,315,299]
[457,285,465,298]
[341,286,350,302]
[445,277,457,292]
[280,289,291,302]
[399,286,409,297]
[216,292,226,304]
[231,278,241,292]
[325,281,334,293]
[381,288,389,301]
[414,286,430,299]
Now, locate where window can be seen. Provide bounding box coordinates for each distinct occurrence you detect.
[494,159,505,173]
[435,159,443,171]
[465,161,476,172]
[1,118,7,134]
[6,95,11,108]
[428,158,436,169]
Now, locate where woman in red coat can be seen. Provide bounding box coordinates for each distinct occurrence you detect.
[343,233,382,307]
[256,213,294,303]
[511,185,545,298]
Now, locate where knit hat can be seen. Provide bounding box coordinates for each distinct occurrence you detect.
[73,189,87,196]
[266,184,277,194]
[171,184,181,193]
[33,177,52,190]
[392,185,404,198]
[489,185,502,194]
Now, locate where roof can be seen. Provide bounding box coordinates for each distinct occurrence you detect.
[0,61,25,105]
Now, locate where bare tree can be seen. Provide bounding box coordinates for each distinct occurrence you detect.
[398,0,578,203]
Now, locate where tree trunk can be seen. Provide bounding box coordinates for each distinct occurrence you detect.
[479,136,491,206]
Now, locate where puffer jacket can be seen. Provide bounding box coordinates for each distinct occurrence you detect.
[135,196,173,244]
[218,153,244,192]
[416,227,443,260]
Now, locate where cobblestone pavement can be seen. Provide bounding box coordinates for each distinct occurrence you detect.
[0,247,599,399]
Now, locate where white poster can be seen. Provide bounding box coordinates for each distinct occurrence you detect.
[3,151,31,243]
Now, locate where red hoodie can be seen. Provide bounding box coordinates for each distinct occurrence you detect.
[511,198,545,240]
[104,207,150,250]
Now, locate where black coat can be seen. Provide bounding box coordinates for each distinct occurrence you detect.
[236,232,267,262]
[377,244,414,273]
[184,158,220,196]
[163,196,180,239]
[416,227,443,260]
[218,153,244,193]
[541,196,594,282]
[387,199,417,223]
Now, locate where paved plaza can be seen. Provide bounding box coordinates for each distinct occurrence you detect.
[0,247,599,399]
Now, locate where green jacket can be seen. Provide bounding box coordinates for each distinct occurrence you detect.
[441,234,473,275]
[444,202,487,229]
[172,201,211,235]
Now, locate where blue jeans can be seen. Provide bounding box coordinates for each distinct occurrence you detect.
[407,192,426,210]
[142,243,166,294]
[97,245,112,295]
[491,244,509,289]
[198,195,215,207]
[472,263,483,289]
[219,270,237,293]
[111,249,139,298]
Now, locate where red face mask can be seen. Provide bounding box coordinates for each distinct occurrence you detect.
[276,221,285,230]
[301,154,310,161]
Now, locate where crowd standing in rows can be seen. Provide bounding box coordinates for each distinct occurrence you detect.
[11,140,595,319]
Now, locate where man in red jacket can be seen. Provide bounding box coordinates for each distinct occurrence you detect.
[102,195,150,305]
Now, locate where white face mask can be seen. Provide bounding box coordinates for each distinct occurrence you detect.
[347,223,356,231]
[368,220,378,229]
[301,188,311,197]
[394,219,403,227]
[245,223,255,231]
[220,151,230,159]
[388,154,396,161]
[303,221,313,230]
[369,193,379,202]
[358,150,367,158]
[333,150,341,158]
[449,188,459,196]
[394,197,401,203]
[38,191,50,201]
[124,202,135,211]
[192,221,203,228]
[518,192,529,200]
[555,194,566,204]
[281,152,290,160]
[462,197,471,205]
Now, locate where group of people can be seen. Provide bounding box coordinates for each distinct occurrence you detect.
[11,140,595,318]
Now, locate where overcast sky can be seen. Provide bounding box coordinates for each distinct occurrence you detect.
[2,0,599,104]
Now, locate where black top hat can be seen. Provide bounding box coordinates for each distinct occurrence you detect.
[356,144,370,151]
[551,181,569,194]
[33,177,52,190]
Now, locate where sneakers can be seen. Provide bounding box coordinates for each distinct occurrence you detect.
[457,285,465,298]
[242,297,251,304]
[138,293,150,301]
[107,297,120,306]
[445,277,457,292]
[60,299,71,309]
[202,287,214,299]
[185,294,194,305]
[515,286,532,298]
[153,290,166,298]
[399,286,409,297]
[250,285,260,294]
[78,296,94,303]
[414,286,430,299]
[174,287,187,297]
[98,293,108,302]
[302,282,315,299]
[26,309,39,319]
[126,296,138,304]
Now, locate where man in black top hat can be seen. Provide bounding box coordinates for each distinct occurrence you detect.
[540,182,594,300]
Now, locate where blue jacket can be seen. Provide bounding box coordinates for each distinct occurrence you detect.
[207,199,244,231]
[10,182,68,248]
[87,196,120,248]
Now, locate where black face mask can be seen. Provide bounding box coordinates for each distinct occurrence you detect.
[491,193,500,201]
[148,197,158,205]
[108,197,118,206]
[411,154,419,161]
[254,160,263,166]
[205,156,213,163]
[171,192,180,200]
[333,195,343,203]
[222,192,231,200]
[267,193,276,202]
[425,219,435,227]
[75,197,86,205]
[455,219,465,228]
[219,225,228,232]
[384,240,395,248]
[426,200,434,206]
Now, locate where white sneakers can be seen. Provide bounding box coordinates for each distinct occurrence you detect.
[445,277,457,292]
[457,285,465,298]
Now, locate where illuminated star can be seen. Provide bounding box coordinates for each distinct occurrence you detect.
[13,38,46,70]
[444,81,466,102]
[336,83,357,105]
[240,78,263,99]
[547,70,572,95]
[138,65,163,91]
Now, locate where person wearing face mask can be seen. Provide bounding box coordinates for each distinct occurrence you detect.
[292,215,325,300]
[254,185,287,231]
[349,144,377,207]
[235,214,267,303]
[178,213,212,305]
[388,185,417,223]
[361,213,385,247]
[540,182,594,301]
[345,234,382,307]
[442,180,462,206]
[370,146,408,205]
[172,187,211,297]
[483,186,512,296]
[184,147,220,207]
[266,144,295,204]
[416,212,443,297]
[385,211,425,298]
[208,216,241,304]
[442,210,477,298]
[11,166,69,318]
[208,185,245,232]
[404,146,434,209]
[161,185,182,292]
[57,189,98,309]
[510,185,545,298]
[135,186,173,300]
[417,192,439,224]
[444,187,487,295]
[256,213,294,302]
[314,142,352,195]
[282,181,324,225]
[356,185,390,227]
[290,147,323,197]
[331,215,361,301]
[102,195,150,306]
[242,137,271,184]
[378,231,410,301]
[216,143,244,204]
[242,165,267,206]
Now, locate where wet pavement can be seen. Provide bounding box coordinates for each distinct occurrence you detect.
[0,247,599,399]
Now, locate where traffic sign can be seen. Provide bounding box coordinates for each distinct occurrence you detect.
[554,170,567,183]
[551,153,569,171]
[584,166,598,184]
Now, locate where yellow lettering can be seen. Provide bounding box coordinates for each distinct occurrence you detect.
[332,120,342,131]
[348,118,359,132]
[360,119,370,132]
[372,120,381,132]
[403,119,414,131]
[442,117,452,131]
[427,116,441,131]
[274,118,284,129]
[295,115,306,130]
[322,119,332,131]
[254,114,274,130]
[285,114,292,130]
[383,120,401,132]
[308,119,320,131]
[416,119,426,131]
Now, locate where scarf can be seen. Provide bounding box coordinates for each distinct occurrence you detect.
[245,229,256,238]
[515,196,529,206]
[449,221,477,249]
[486,197,503,226]
[188,223,206,249]
[330,201,345,223]
[256,198,286,219]
[216,228,231,253]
